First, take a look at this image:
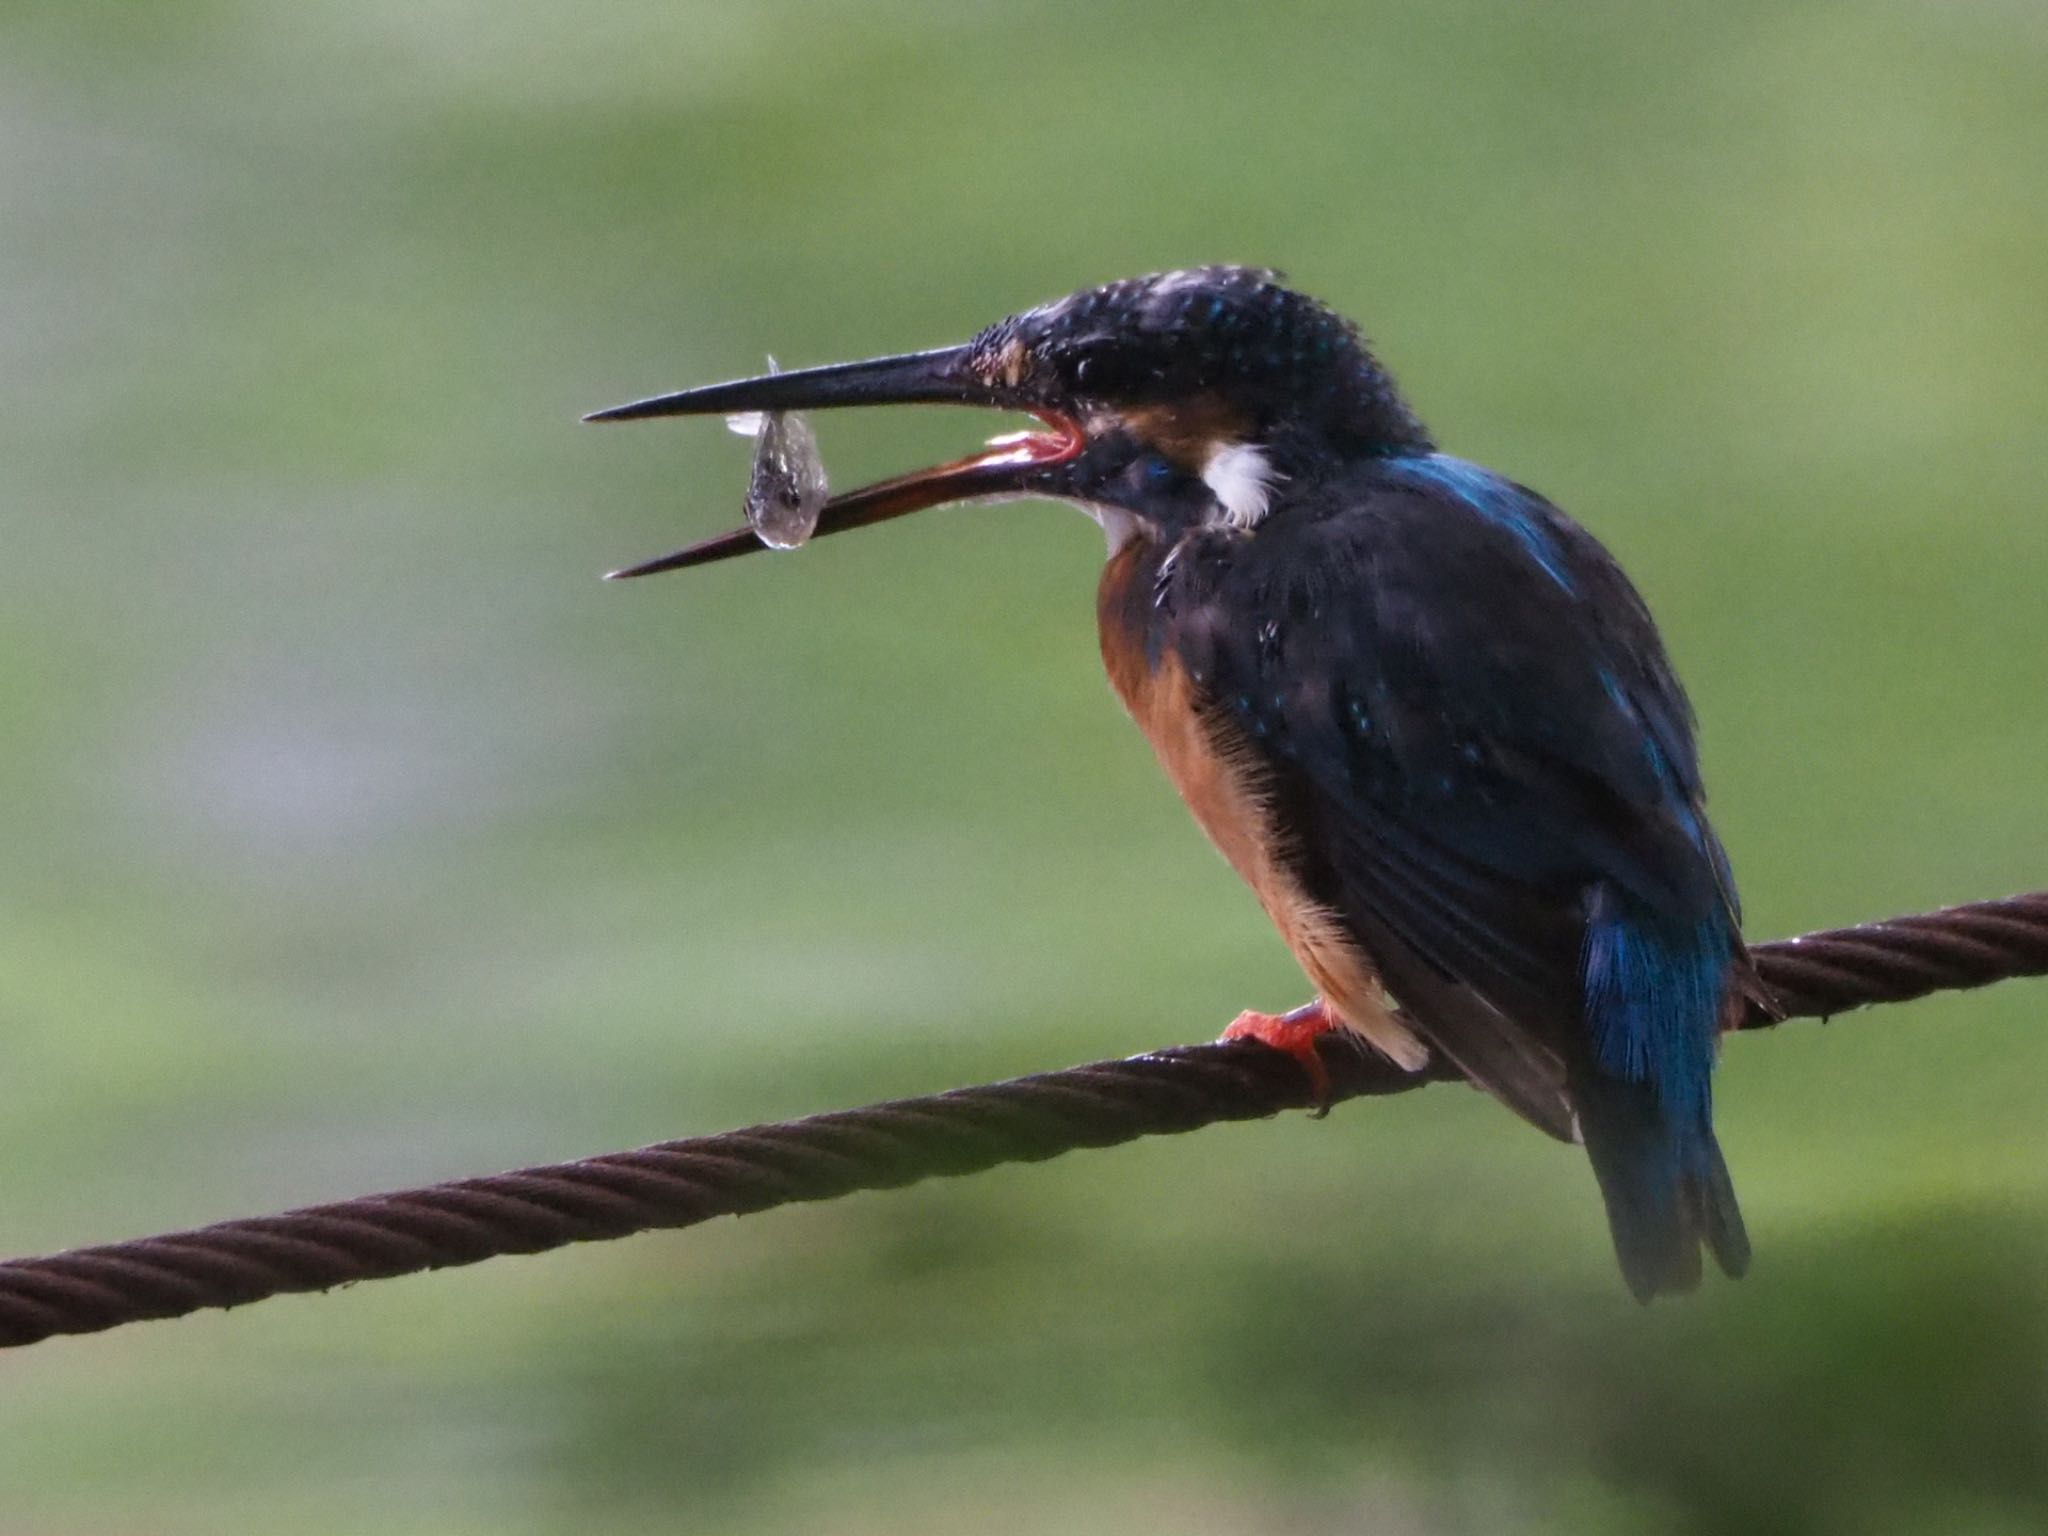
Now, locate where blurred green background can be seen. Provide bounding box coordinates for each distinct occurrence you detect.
[5,1,2046,1531]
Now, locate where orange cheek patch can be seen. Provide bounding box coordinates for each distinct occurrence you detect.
[1121,395,1255,471]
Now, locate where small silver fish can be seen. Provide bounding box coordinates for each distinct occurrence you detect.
[726,357,827,550]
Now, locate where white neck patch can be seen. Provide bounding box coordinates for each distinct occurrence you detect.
[1201,441,1280,530]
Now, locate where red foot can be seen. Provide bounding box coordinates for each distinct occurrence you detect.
[1220,1000,1340,1115]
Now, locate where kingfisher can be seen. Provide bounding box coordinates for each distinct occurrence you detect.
[587,267,1760,1301]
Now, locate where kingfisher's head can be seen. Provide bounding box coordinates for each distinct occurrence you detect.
[587,267,1432,575]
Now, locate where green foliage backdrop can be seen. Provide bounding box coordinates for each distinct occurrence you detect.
[4,2,2045,1531]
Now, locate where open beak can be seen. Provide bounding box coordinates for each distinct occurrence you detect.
[584,345,1085,578]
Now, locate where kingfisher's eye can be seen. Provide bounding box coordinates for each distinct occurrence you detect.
[1140,454,1176,485]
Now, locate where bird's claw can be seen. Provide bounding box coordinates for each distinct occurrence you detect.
[1220,1001,1338,1115]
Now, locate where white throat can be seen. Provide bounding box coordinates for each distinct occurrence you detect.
[1088,502,1142,555]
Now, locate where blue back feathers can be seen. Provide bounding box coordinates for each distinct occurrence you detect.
[1380,454,1577,594]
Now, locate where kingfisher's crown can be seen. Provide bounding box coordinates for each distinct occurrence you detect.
[963,266,1424,450]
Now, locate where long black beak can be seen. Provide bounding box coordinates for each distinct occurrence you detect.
[583,345,996,423]
[586,346,1083,578]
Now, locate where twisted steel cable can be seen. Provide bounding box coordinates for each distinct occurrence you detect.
[2,891,2044,1351]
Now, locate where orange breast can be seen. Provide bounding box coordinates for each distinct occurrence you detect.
[1096,547,1425,1069]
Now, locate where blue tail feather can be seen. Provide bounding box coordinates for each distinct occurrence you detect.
[1577,885,1748,1300]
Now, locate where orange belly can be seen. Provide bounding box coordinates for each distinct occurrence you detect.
[1096,548,1427,1069]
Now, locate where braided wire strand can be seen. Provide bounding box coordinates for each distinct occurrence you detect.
[2,891,2044,1351]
